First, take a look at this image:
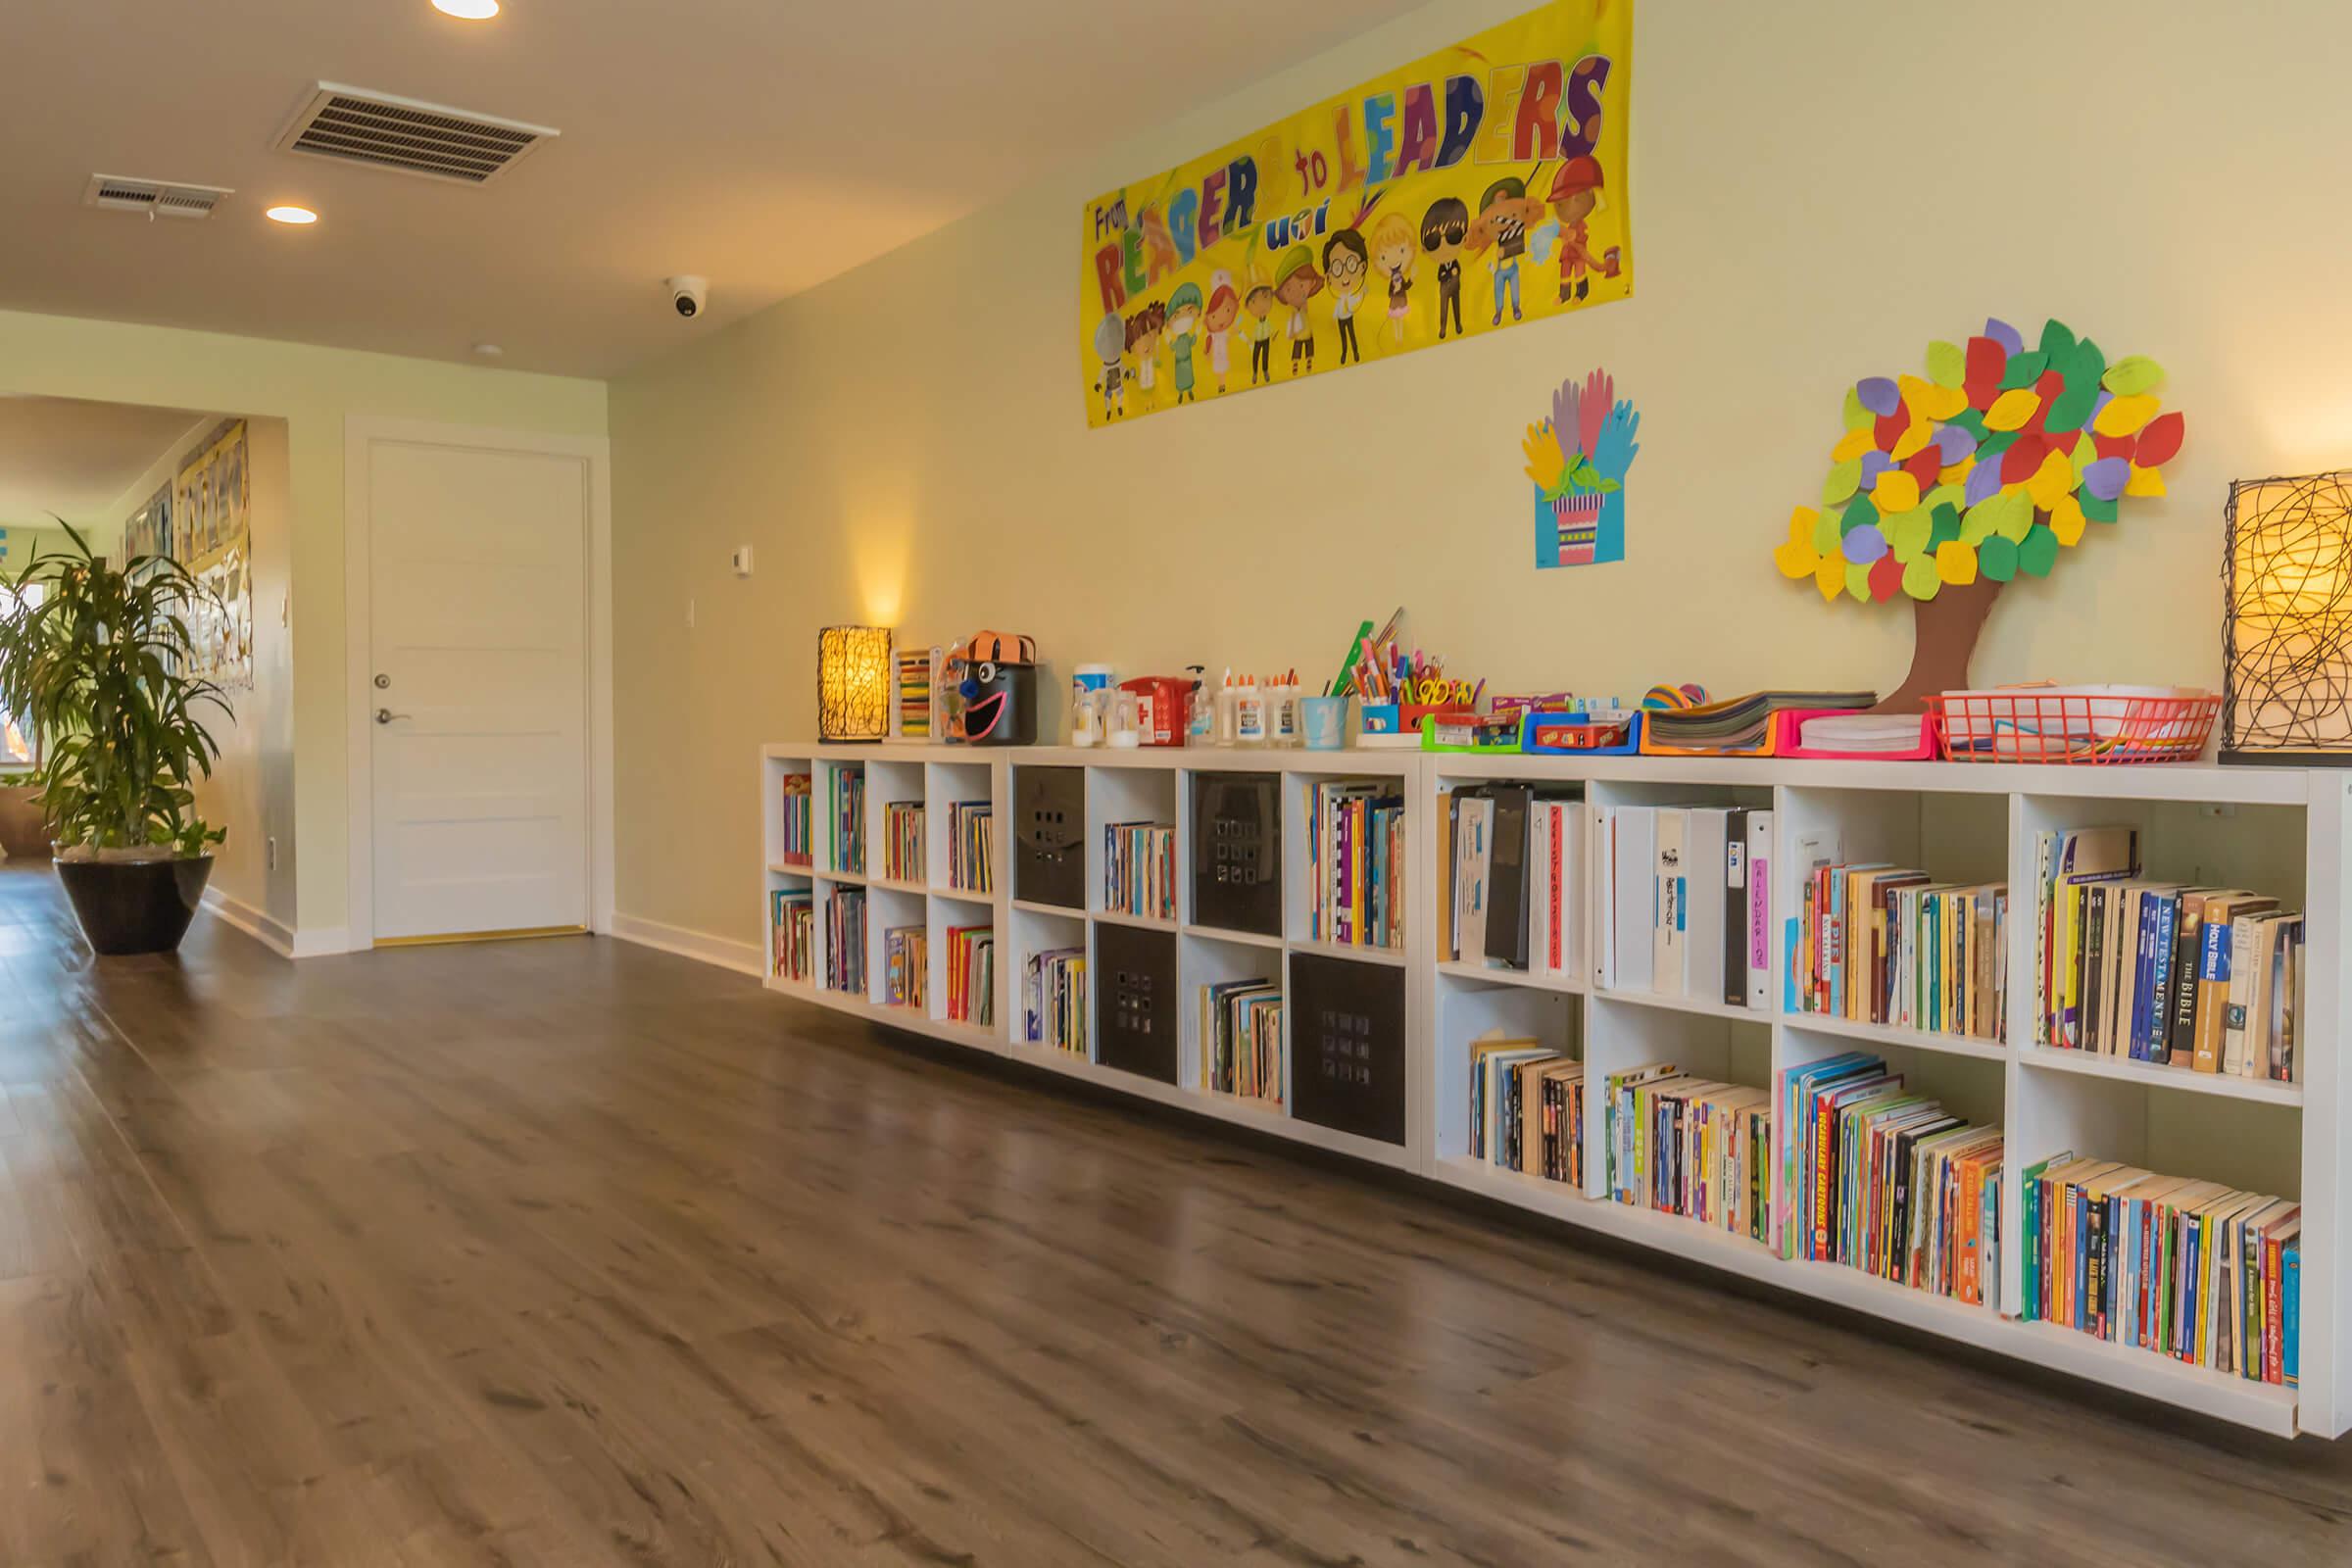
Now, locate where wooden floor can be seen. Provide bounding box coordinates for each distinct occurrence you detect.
[2,868,2348,1566]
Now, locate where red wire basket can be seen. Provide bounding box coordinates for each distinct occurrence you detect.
[1923,690,2220,764]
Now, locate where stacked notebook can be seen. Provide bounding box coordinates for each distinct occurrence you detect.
[1642,690,1874,752]
[1442,786,1583,980]
[1594,805,1773,1006]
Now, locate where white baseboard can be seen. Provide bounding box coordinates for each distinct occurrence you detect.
[610,911,762,976]
[201,888,297,958]
[290,925,353,959]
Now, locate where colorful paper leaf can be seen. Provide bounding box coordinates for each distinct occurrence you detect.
[2082,456,2131,502]
[1964,338,2006,409]
[2133,411,2184,466]
[1891,420,1935,461]
[1997,351,2047,391]
[1867,552,1901,601]
[1843,385,1873,431]
[2125,463,2166,497]
[1935,540,1978,586]
[1964,458,2005,507]
[1833,425,1877,462]
[1841,493,1880,535]
[1926,340,1965,388]
[1903,445,1942,495]
[1816,551,1845,602]
[1843,522,1889,564]
[1901,556,1942,601]
[2037,319,2077,363]
[1928,507,1962,550]
[2049,492,2087,546]
[1874,470,1921,513]
[1856,376,1900,417]
[1984,388,2040,431]
[2081,490,2118,524]
[2027,448,2078,512]
[1999,430,2049,485]
[1936,423,1977,465]
[2040,381,2098,435]
[1811,505,1840,553]
[1823,459,1861,505]
[1984,318,2025,357]
[1846,559,1875,604]
[2063,337,2106,393]
[2017,522,2059,577]
[1888,509,1934,562]
[1958,499,1997,546]
[2101,355,2165,396]
[2092,393,2159,437]
[1978,533,2019,581]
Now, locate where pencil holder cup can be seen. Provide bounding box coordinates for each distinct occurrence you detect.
[1359,702,1400,737]
[1300,695,1348,750]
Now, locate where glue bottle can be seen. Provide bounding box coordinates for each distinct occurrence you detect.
[1233,673,1268,747]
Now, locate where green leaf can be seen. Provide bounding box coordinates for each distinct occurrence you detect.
[2018,522,2061,577]
[2037,318,2077,363]
[2102,355,2166,396]
[2081,491,2119,523]
[1979,534,2020,581]
[1998,351,2048,391]
[1925,339,1965,388]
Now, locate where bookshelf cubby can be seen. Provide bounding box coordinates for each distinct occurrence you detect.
[760,743,2347,1439]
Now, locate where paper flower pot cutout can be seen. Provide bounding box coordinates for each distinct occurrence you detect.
[1527,368,1639,567]
[1773,318,2182,711]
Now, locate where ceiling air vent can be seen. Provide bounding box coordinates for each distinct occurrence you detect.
[272,82,559,185]
[83,174,234,219]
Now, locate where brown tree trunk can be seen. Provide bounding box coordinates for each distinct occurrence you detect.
[1872,577,2001,714]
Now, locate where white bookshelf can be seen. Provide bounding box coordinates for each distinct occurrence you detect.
[761,741,2346,1439]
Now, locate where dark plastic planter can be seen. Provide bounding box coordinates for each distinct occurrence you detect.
[54,855,214,956]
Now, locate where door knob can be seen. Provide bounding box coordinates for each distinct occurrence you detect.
[376,709,411,725]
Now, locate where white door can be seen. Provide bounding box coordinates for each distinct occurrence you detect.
[368,440,590,942]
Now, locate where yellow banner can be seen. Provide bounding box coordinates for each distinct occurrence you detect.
[1080,0,1632,427]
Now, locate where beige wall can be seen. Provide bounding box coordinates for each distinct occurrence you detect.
[612,0,2352,949]
[0,308,607,942]
[101,416,296,935]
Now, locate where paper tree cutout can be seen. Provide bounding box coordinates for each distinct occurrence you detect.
[1771,317,2183,710]
[1525,368,1639,568]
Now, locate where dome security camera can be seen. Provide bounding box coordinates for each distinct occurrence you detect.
[665,275,709,319]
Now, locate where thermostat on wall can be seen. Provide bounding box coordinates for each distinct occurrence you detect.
[730,545,754,578]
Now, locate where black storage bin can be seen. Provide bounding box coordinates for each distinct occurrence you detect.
[1012,765,1085,908]
[1289,953,1406,1147]
[1190,770,1280,935]
[1094,923,1179,1085]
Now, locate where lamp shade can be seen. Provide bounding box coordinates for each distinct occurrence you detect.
[817,625,893,742]
[2222,471,2352,762]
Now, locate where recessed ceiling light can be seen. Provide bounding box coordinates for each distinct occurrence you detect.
[432,0,501,18]
[265,204,318,225]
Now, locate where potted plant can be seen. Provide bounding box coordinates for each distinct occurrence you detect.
[0,522,227,955]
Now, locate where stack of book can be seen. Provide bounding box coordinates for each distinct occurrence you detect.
[895,649,936,738]
[1789,864,2006,1041]
[1104,821,1177,920]
[2024,1152,2299,1386]
[1025,947,1086,1055]
[2032,826,2303,1081]
[824,886,866,994]
[1604,1063,1770,1242]
[828,767,866,874]
[1595,805,1773,1006]
[1201,977,1282,1102]
[1441,787,1583,980]
[884,924,926,1008]
[1778,1052,2002,1303]
[1642,689,1873,752]
[949,801,993,893]
[885,803,924,882]
[770,887,812,981]
[1467,1034,1583,1186]
[1306,780,1405,948]
[945,924,994,1025]
[779,772,812,866]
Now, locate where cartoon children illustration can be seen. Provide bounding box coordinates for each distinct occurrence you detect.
[1468,176,1545,326]
[1202,270,1240,394]
[1532,156,1623,304]
[1322,229,1368,367]
[1370,213,1415,347]
[1243,275,1277,385]
[1165,280,1203,405]
[1092,311,1126,419]
[1124,300,1165,406]
[1273,244,1325,376]
[1419,196,1467,340]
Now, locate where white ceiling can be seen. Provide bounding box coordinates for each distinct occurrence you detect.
[0,397,210,529]
[0,0,1423,378]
